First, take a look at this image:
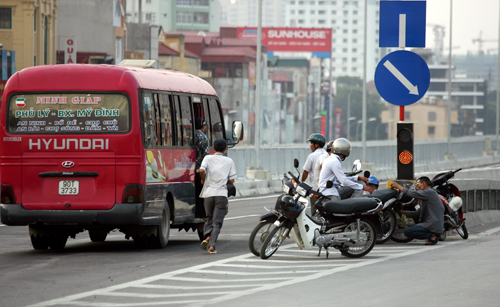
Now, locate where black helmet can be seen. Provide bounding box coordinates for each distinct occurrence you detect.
[279,195,301,218]
[326,140,334,152]
[307,133,326,147]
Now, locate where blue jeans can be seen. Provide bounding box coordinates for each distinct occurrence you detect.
[404,225,434,240]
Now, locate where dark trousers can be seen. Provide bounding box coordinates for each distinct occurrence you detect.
[404,225,434,240]
[195,172,206,218]
[203,196,228,249]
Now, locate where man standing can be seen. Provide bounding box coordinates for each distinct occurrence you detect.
[199,139,237,254]
[302,133,326,215]
[195,118,209,218]
[391,177,444,245]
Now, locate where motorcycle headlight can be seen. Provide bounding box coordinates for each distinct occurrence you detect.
[282,183,290,194]
[296,185,308,197]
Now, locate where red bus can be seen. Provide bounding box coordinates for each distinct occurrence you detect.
[0,62,243,250]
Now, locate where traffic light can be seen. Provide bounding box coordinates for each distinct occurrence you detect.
[397,122,414,180]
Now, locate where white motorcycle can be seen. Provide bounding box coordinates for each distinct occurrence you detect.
[259,159,383,259]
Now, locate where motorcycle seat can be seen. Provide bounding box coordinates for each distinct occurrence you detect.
[323,197,379,214]
[365,188,398,203]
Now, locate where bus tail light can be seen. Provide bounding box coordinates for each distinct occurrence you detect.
[1,184,16,204]
[122,184,144,203]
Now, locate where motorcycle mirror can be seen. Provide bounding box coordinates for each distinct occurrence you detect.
[364,170,370,178]
[326,181,333,188]
[294,158,299,168]
[352,159,361,172]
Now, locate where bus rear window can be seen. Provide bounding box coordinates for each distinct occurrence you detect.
[7,93,130,134]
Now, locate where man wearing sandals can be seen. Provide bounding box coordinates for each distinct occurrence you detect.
[391,177,444,245]
[199,139,237,254]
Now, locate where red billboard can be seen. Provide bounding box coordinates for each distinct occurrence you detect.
[237,27,332,54]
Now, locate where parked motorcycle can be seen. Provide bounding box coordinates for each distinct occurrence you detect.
[431,168,468,240]
[318,160,399,245]
[258,159,382,259]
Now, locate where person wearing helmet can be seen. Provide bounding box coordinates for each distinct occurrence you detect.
[363,176,379,195]
[302,133,327,215]
[317,138,375,201]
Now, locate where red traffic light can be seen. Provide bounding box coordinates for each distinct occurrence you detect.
[399,150,413,165]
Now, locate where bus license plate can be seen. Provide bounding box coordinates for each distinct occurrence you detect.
[59,180,79,195]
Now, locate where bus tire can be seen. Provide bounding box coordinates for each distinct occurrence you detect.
[89,230,108,242]
[30,235,49,250]
[151,206,170,248]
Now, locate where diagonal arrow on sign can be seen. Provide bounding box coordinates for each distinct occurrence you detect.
[383,60,419,95]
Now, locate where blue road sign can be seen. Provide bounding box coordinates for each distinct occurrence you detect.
[374,50,430,106]
[379,0,426,48]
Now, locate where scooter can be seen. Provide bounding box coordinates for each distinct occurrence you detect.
[431,168,468,240]
[258,159,382,259]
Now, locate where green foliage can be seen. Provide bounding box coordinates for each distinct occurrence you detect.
[333,76,387,140]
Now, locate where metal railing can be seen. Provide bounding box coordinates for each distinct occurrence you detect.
[228,135,499,178]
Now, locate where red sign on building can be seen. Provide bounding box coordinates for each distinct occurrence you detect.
[237,27,332,54]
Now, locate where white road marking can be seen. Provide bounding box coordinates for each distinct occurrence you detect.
[225,214,260,220]
[29,241,463,307]
[229,194,278,202]
[478,226,500,236]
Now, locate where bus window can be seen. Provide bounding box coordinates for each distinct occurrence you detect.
[179,96,193,147]
[153,94,161,146]
[141,92,157,148]
[7,93,129,134]
[202,98,212,145]
[171,95,184,146]
[208,98,224,141]
[160,94,173,146]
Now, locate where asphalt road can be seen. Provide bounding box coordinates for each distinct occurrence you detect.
[1,194,500,307]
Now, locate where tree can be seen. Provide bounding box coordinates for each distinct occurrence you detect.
[332,76,386,141]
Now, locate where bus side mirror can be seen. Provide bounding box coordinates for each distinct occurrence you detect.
[232,121,243,141]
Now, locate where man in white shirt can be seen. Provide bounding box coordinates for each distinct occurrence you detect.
[313,140,333,190]
[199,138,237,254]
[318,138,374,200]
[302,133,326,215]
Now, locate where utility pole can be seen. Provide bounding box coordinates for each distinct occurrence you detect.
[254,0,262,168]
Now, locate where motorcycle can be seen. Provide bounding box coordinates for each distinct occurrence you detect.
[257,159,382,260]
[319,160,400,245]
[431,168,468,240]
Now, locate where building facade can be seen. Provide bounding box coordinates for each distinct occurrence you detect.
[0,0,57,70]
[126,0,220,32]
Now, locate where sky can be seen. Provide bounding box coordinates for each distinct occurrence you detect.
[425,0,500,55]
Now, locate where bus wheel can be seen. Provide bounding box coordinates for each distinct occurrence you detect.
[48,235,68,250]
[30,235,49,250]
[150,207,170,248]
[89,230,108,242]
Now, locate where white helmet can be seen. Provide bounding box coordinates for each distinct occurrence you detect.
[332,138,351,160]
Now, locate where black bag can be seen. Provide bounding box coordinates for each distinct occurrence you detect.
[227,183,236,197]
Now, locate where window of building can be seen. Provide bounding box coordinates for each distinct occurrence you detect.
[342,67,347,72]
[291,10,295,14]
[310,10,315,14]
[145,13,152,21]
[353,10,358,15]
[342,48,347,52]
[290,0,295,4]
[193,12,209,24]
[342,57,347,63]
[331,20,336,24]
[146,0,152,3]
[352,58,357,62]
[343,20,348,24]
[298,19,305,24]
[319,10,326,14]
[319,1,326,4]
[177,0,191,5]
[342,39,347,43]
[176,11,192,23]
[0,7,12,29]
[299,10,305,14]
[353,20,358,24]
[353,29,358,34]
[353,39,357,43]
[311,1,315,4]
[344,1,349,5]
[318,19,325,24]
[428,111,437,121]
[343,29,348,34]
[428,126,436,135]
[299,1,305,4]
[352,67,357,72]
[343,10,348,15]
[332,1,337,4]
[352,48,357,53]
[331,10,336,14]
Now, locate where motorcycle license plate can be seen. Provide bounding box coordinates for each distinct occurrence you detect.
[58,180,79,195]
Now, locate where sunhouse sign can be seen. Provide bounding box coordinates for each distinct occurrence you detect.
[7,93,129,134]
[237,27,332,57]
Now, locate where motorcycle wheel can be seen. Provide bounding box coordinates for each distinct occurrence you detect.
[457,224,469,239]
[439,227,447,241]
[248,221,276,257]
[390,228,414,243]
[260,225,287,259]
[376,209,397,244]
[339,218,377,258]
